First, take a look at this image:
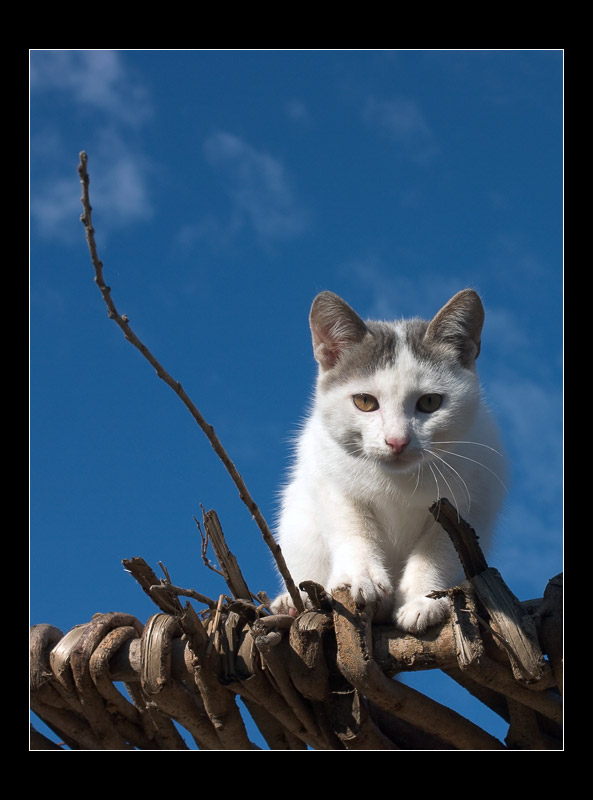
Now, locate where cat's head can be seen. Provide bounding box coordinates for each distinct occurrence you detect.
[309,290,485,472]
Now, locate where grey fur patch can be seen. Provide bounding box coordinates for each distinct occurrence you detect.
[404,318,468,367]
[316,290,482,391]
[319,317,453,390]
[319,321,398,390]
[334,427,364,457]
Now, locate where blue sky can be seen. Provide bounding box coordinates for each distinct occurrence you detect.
[30,50,563,748]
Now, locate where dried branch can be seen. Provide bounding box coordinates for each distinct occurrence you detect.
[77,151,303,614]
[251,618,328,749]
[195,515,225,578]
[200,507,254,601]
[178,602,255,749]
[430,498,553,688]
[331,587,507,750]
[430,497,488,576]
[30,725,65,750]
[141,613,223,749]
[31,575,562,751]
[123,556,217,613]
[534,573,563,695]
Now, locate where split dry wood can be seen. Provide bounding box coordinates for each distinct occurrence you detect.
[31,556,562,749]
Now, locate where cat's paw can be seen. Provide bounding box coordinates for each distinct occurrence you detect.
[329,568,393,612]
[395,596,449,634]
[270,591,307,618]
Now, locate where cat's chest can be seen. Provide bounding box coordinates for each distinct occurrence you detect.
[368,490,433,547]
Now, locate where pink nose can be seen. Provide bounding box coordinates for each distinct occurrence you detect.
[385,435,410,454]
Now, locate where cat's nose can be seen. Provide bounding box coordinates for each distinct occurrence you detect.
[385,435,410,454]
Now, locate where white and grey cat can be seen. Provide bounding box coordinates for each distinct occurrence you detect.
[271,289,507,633]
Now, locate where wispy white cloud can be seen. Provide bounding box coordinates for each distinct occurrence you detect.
[31,175,82,240]
[363,96,439,163]
[285,99,311,125]
[32,130,153,240]
[364,97,430,139]
[30,50,151,127]
[30,51,154,240]
[201,132,308,245]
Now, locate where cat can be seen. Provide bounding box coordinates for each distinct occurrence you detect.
[271,289,507,633]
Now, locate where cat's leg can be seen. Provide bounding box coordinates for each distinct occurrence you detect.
[270,495,331,617]
[271,480,396,618]
[394,522,460,634]
[323,498,395,619]
[271,498,394,618]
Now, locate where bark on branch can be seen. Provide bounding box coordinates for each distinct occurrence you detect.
[431,499,554,688]
[31,568,562,750]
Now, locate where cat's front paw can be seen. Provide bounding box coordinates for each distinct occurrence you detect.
[329,568,393,614]
[395,596,449,634]
[270,591,308,618]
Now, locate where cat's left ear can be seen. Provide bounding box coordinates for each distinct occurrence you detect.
[309,291,369,371]
[425,289,484,366]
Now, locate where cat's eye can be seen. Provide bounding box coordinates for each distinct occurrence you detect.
[416,393,443,413]
[353,393,379,412]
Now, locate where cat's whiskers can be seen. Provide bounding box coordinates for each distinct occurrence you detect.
[408,458,424,497]
[426,455,462,520]
[424,448,470,517]
[431,444,508,493]
[427,462,442,504]
[432,440,505,458]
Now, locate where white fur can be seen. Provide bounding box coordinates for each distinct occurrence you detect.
[272,300,507,634]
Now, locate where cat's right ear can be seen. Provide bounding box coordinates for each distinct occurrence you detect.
[424,289,484,366]
[309,291,368,371]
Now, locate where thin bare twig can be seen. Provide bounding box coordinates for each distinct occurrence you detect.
[78,151,303,613]
[206,595,226,657]
[151,582,218,610]
[194,514,225,578]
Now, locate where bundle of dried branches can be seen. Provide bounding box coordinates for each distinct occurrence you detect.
[30,516,563,749]
[29,154,563,750]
